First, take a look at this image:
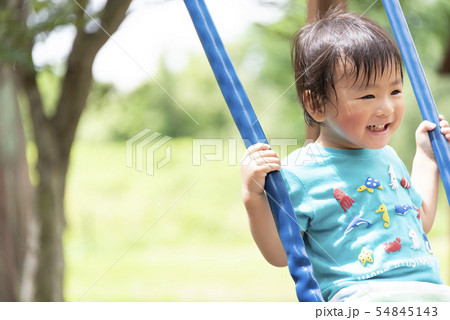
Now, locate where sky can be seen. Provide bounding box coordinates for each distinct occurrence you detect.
[32,0,284,92]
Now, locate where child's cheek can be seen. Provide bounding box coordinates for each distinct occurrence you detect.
[338,111,367,134]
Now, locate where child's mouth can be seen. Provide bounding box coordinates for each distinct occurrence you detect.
[367,123,390,132]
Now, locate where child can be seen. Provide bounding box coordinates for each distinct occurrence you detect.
[241,9,450,302]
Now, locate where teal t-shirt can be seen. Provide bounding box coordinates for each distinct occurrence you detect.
[280,143,443,301]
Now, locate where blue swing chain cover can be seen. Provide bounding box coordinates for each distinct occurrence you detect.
[382,0,450,206]
[183,0,324,302]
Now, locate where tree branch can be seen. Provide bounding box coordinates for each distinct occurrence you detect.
[9,0,51,154]
[53,0,132,159]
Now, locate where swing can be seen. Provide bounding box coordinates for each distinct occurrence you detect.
[183,0,450,302]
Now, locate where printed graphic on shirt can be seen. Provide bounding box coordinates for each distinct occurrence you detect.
[344,216,373,235]
[358,177,384,193]
[358,247,373,266]
[388,165,399,190]
[409,229,421,250]
[375,204,390,228]
[356,256,440,281]
[384,238,402,254]
[395,204,412,215]
[400,177,411,189]
[423,233,433,254]
[413,204,421,219]
[333,188,355,212]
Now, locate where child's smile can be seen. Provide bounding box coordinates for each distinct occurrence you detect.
[367,123,390,132]
[316,62,405,150]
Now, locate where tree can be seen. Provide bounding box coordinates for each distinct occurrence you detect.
[0,0,132,301]
[0,64,37,302]
[440,42,450,74]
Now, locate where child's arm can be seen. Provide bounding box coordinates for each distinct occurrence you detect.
[241,143,288,267]
[411,115,450,233]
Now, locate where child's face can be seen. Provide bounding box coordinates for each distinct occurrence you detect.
[317,62,405,149]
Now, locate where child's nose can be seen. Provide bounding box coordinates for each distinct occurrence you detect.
[376,98,395,116]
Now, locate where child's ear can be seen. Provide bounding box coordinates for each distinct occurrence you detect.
[303,90,326,122]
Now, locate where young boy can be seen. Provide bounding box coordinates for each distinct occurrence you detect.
[241,10,450,301]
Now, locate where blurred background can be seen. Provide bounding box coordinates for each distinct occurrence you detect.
[0,0,449,301]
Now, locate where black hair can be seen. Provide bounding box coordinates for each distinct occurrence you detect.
[291,8,403,126]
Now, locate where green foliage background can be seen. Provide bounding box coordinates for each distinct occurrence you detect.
[31,0,450,300]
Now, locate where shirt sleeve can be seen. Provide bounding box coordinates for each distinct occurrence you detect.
[280,167,315,232]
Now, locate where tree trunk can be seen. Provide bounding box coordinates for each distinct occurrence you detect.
[0,64,36,301]
[307,0,347,21]
[8,0,132,301]
[439,39,450,74]
[34,146,68,301]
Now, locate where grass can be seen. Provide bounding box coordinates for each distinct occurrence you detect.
[64,138,296,301]
[63,138,449,301]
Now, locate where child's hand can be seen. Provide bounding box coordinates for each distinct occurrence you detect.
[240,143,280,196]
[415,115,450,161]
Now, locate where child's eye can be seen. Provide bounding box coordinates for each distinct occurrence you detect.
[391,90,402,95]
[360,94,375,100]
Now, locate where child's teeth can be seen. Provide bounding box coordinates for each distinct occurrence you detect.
[368,124,385,131]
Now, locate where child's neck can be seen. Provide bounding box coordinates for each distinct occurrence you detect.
[315,135,364,150]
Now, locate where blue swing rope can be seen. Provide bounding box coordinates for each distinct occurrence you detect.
[383,0,450,206]
[183,0,323,302]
